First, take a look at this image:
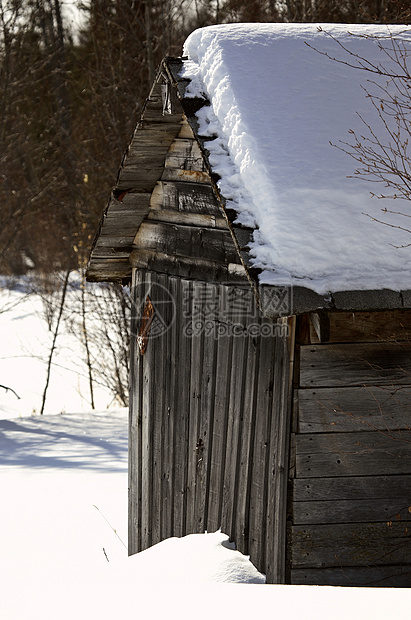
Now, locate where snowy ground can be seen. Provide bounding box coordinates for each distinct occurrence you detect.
[0,281,409,618]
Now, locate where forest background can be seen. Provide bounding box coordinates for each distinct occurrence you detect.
[1,0,410,408]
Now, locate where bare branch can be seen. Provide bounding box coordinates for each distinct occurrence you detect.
[0,383,20,399]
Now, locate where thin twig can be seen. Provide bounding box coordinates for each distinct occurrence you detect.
[93,504,127,550]
[0,383,20,399]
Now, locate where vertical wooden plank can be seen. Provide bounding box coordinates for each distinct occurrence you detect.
[234,310,260,556]
[160,272,173,542]
[128,268,144,555]
[151,273,168,546]
[198,282,219,533]
[248,318,276,572]
[165,274,177,539]
[265,316,295,583]
[171,277,191,537]
[185,280,205,533]
[179,279,193,537]
[221,288,249,541]
[207,285,233,532]
[140,271,155,550]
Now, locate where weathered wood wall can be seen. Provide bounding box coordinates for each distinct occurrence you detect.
[126,107,295,580]
[288,313,411,587]
[129,269,294,582]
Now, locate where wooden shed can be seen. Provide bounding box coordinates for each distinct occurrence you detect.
[87,24,411,586]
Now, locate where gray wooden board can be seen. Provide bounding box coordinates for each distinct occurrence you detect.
[293,497,411,525]
[164,137,205,171]
[293,474,411,501]
[298,386,411,433]
[171,277,191,537]
[199,283,219,532]
[178,119,196,140]
[163,275,177,539]
[131,250,246,285]
[108,192,151,210]
[176,279,193,536]
[314,310,411,344]
[290,522,411,568]
[99,215,146,235]
[266,318,294,583]
[141,275,155,550]
[128,270,144,554]
[152,275,169,545]
[124,145,177,165]
[207,286,233,532]
[94,235,135,247]
[146,208,227,230]
[117,165,166,192]
[139,109,182,123]
[157,273,173,542]
[291,565,411,587]
[161,168,211,184]
[220,294,249,541]
[133,220,240,266]
[295,430,411,477]
[234,313,260,556]
[134,274,145,553]
[248,322,276,570]
[151,181,222,217]
[300,342,411,388]
[86,262,131,282]
[186,281,205,533]
[90,247,132,259]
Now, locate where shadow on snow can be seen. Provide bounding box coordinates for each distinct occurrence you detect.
[0,415,127,473]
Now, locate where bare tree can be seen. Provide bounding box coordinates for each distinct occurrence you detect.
[310,27,411,245]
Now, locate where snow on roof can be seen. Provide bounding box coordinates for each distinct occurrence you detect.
[181,23,411,295]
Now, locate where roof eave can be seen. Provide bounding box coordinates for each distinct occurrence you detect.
[86,59,186,283]
[260,284,411,319]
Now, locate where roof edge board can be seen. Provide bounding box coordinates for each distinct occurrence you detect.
[260,285,411,320]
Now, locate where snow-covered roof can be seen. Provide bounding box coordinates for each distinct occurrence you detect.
[180,23,411,297]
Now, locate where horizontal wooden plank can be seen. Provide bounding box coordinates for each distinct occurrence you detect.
[99,215,146,236]
[291,565,411,587]
[86,260,130,281]
[161,167,211,183]
[88,247,131,259]
[295,430,411,477]
[139,109,182,123]
[293,497,411,525]
[164,137,205,171]
[127,127,183,148]
[125,145,175,167]
[298,386,411,433]
[300,342,411,388]
[104,193,151,215]
[150,181,221,217]
[325,310,411,343]
[94,234,135,247]
[146,209,228,230]
[129,249,247,283]
[117,165,165,192]
[290,522,411,568]
[293,475,411,502]
[132,220,240,265]
[126,123,183,150]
